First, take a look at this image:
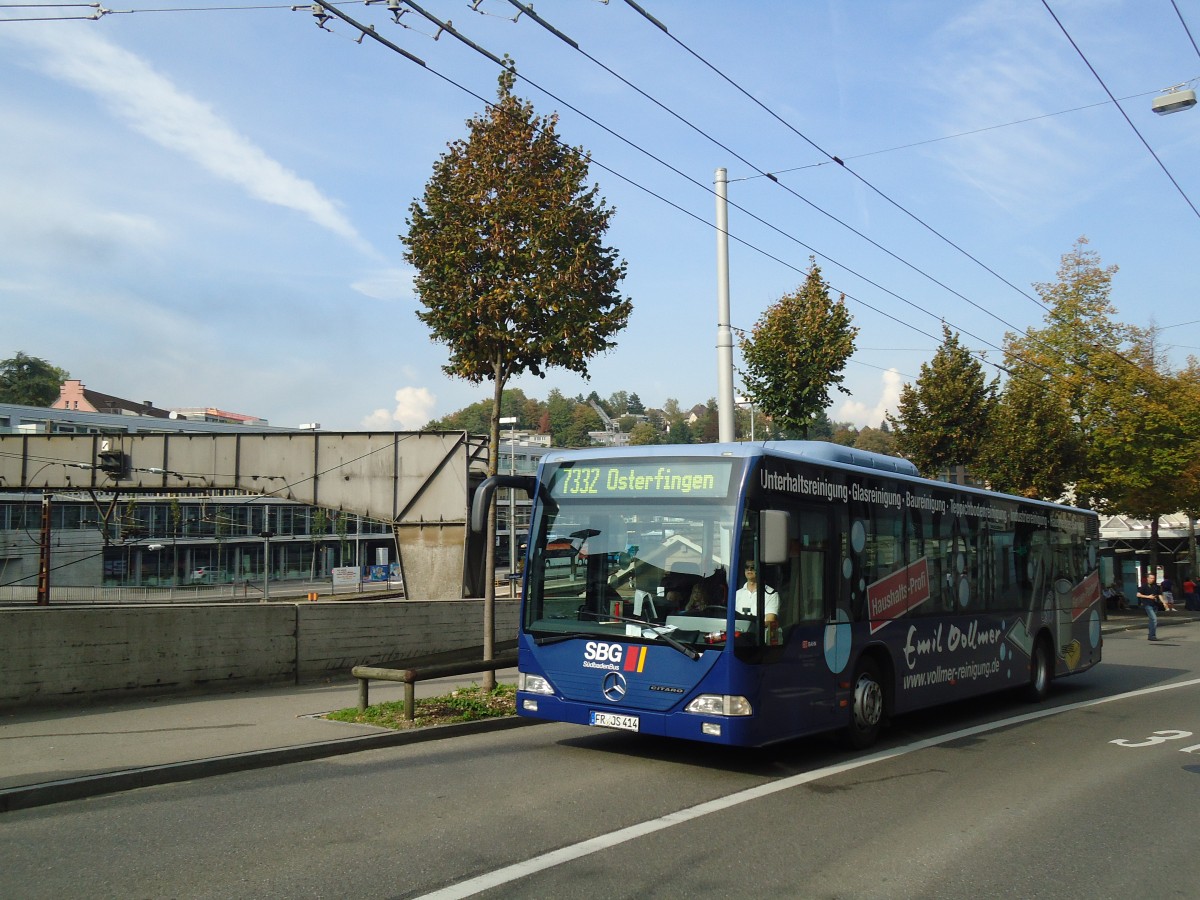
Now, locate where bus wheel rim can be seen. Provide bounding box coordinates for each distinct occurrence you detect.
[854,675,883,728]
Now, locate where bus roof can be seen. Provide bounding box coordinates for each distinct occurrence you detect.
[540,440,914,474]
[537,441,1095,519]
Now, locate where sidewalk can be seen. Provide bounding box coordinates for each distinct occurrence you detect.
[2,609,1195,814]
[0,666,522,813]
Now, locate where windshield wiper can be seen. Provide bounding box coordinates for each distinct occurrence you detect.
[532,631,592,646]
[578,610,702,660]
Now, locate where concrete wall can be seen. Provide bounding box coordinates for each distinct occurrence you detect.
[0,599,520,710]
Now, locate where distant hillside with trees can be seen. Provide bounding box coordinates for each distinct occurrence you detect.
[421,387,896,454]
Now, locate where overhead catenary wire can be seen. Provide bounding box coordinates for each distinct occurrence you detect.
[617,0,1045,312]
[483,1,1143,393]
[363,2,1035,371]
[1041,0,1200,221]
[398,3,1078,386]
[313,1,1058,384]
[499,0,1043,344]
[1171,0,1200,62]
[312,1,1093,398]
[608,1,1181,390]
[757,88,1165,176]
[7,2,1160,404]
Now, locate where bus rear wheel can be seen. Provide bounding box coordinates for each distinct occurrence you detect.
[1023,636,1053,702]
[842,657,886,749]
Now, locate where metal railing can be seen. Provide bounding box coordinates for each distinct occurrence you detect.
[0,579,403,605]
[352,654,519,719]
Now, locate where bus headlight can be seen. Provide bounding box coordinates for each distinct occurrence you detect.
[684,694,752,716]
[518,671,555,695]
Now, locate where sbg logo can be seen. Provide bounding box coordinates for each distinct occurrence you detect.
[583,641,623,664]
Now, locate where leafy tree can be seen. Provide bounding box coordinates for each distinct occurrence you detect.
[0,352,69,406]
[887,325,997,477]
[627,421,660,445]
[616,414,639,433]
[694,398,719,443]
[424,389,534,434]
[667,418,694,444]
[739,260,857,436]
[561,404,603,448]
[545,389,576,446]
[1083,330,1200,571]
[402,71,630,678]
[854,426,896,455]
[830,422,858,446]
[976,363,1079,498]
[999,238,1132,501]
[1175,360,1200,578]
[403,69,630,463]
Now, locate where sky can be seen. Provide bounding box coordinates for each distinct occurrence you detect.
[2,0,1198,433]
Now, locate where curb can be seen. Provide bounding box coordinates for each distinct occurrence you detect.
[0,715,537,814]
[1101,612,1199,636]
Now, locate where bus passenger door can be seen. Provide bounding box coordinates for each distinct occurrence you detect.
[756,504,839,739]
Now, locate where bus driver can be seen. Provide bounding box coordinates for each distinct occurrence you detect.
[736,562,778,625]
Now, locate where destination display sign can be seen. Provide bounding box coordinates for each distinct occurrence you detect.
[548,460,735,500]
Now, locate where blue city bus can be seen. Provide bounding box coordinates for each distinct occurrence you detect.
[472,442,1102,748]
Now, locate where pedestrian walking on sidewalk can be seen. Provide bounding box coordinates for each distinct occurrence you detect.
[1184,577,1198,611]
[1136,573,1162,641]
[1160,575,1177,611]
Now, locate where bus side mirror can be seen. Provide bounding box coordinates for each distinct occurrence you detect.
[470,474,537,533]
[760,510,791,565]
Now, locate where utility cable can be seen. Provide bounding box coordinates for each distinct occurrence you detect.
[382,2,1050,376]
[314,1,1066,388]
[618,0,1044,310]
[758,88,1163,176]
[1041,0,1200,221]
[1171,0,1200,62]
[503,0,1039,342]
[490,2,1134,394]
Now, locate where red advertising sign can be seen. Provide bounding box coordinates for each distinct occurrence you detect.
[866,558,931,634]
[1070,570,1101,621]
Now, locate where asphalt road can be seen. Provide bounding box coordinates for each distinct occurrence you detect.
[2,626,1198,900]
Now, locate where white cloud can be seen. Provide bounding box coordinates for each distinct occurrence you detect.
[362,386,438,431]
[350,267,415,302]
[920,1,1100,218]
[6,26,377,257]
[835,369,904,429]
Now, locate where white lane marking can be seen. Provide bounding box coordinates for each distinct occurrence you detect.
[418,678,1200,899]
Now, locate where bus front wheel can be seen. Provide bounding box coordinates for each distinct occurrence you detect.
[842,657,886,749]
[1023,637,1053,702]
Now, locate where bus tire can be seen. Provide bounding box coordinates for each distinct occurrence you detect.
[1023,636,1053,702]
[841,657,886,749]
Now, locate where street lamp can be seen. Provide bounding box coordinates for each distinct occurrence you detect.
[499,416,518,596]
[1152,83,1197,115]
[259,529,275,602]
[147,544,164,586]
[736,395,756,441]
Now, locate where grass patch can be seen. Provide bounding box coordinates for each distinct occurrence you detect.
[325,682,517,730]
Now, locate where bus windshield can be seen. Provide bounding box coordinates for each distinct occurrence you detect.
[524,457,741,648]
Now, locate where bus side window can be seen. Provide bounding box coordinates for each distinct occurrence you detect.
[795,509,829,622]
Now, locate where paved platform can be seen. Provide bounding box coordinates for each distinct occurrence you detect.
[1,608,1195,813]
[0,667,522,813]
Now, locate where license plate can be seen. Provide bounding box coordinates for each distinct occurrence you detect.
[589,710,640,732]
